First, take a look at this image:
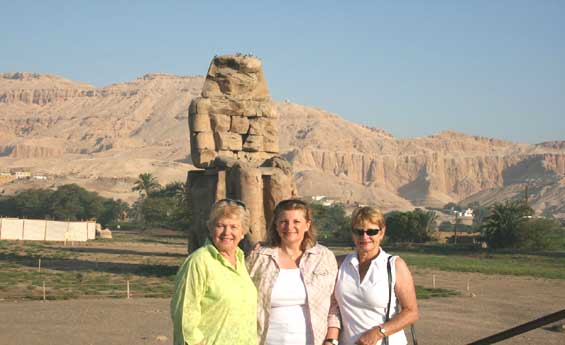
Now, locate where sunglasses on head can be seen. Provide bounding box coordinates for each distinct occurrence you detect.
[351,228,381,236]
[216,198,247,210]
[275,198,308,209]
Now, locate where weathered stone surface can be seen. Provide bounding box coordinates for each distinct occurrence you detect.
[243,135,264,152]
[263,136,279,153]
[207,97,240,116]
[237,151,272,164]
[187,170,218,252]
[231,116,250,134]
[214,155,239,169]
[217,150,235,158]
[214,131,242,151]
[209,114,231,132]
[248,117,277,136]
[215,170,227,200]
[191,149,217,168]
[192,132,215,151]
[189,113,212,132]
[239,100,276,117]
[263,168,295,226]
[262,156,293,175]
[228,165,266,242]
[192,97,212,114]
[201,55,270,101]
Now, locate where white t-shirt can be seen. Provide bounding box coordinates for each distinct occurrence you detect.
[335,249,407,345]
[266,268,312,345]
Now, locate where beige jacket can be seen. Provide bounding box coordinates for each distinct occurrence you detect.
[246,243,340,345]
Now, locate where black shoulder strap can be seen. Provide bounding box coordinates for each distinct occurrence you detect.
[383,255,394,345]
[385,255,418,345]
[385,255,394,321]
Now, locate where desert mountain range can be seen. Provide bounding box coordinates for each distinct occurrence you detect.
[1,72,564,217]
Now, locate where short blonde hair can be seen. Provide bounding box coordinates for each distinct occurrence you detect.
[206,199,251,235]
[266,199,317,251]
[351,206,385,229]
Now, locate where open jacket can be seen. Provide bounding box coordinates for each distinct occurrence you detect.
[246,243,340,345]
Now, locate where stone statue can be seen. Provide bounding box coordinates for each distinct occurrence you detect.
[186,54,296,253]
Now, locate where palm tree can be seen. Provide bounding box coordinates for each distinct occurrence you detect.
[481,200,533,248]
[132,173,161,198]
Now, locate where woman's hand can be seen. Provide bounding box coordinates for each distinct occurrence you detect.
[355,327,384,345]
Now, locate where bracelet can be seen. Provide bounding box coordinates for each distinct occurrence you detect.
[324,339,339,345]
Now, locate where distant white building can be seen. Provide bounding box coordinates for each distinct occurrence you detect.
[456,208,474,218]
[14,171,31,179]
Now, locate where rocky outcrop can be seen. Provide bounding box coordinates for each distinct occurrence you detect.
[7,143,64,159]
[188,55,278,168]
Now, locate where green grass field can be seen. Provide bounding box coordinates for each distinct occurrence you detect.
[329,244,565,280]
[2,233,563,301]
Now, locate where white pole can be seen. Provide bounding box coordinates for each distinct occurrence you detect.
[38,258,41,272]
[42,280,46,301]
[467,279,470,293]
[127,280,130,299]
[432,274,436,289]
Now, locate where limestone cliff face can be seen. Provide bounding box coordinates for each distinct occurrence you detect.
[277,102,565,211]
[0,72,563,215]
[6,143,65,159]
[0,72,204,157]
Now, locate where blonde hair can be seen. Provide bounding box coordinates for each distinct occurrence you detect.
[266,199,317,251]
[206,199,251,235]
[351,206,385,229]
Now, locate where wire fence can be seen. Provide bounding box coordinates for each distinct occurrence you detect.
[0,279,174,301]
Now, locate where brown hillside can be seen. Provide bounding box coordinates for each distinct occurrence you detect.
[0,72,563,216]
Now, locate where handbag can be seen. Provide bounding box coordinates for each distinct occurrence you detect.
[384,255,418,345]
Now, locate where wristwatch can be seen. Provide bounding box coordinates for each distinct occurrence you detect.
[324,339,339,345]
[377,325,387,336]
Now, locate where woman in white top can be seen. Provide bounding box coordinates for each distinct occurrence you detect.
[325,206,418,345]
[247,199,339,345]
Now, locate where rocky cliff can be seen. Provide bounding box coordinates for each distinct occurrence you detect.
[0,72,563,216]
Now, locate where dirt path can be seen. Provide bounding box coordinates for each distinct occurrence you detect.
[1,270,563,345]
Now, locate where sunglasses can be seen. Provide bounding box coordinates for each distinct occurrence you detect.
[351,228,381,236]
[216,198,247,210]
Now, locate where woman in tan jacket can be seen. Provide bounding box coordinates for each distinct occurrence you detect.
[246,199,339,345]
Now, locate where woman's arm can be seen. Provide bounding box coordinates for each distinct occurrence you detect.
[355,257,419,345]
[324,251,341,344]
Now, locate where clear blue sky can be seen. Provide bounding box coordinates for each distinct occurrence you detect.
[2,0,564,144]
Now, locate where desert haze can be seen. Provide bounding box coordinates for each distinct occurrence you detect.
[0,72,564,217]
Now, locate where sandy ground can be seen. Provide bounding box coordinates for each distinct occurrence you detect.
[1,269,563,345]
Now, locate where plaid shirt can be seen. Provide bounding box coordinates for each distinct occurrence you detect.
[246,243,339,345]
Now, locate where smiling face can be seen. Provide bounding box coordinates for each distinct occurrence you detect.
[212,215,244,255]
[352,221,385,256]
[276,209,311,248]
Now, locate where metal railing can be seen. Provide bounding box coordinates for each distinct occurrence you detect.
[467,309,565,344]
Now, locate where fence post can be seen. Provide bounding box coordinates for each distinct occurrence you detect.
[127,280,130,299]
[467,279,470,294]
[44,220,48,241]
[432,273,436,289]
[38,257,41,272]
[22,219,25,240]
[42,280,46,301]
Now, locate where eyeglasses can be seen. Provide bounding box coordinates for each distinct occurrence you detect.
[351,228,381,236]
[216,198,247,210]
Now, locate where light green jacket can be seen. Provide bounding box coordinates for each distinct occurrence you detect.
[171,242,257,345]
